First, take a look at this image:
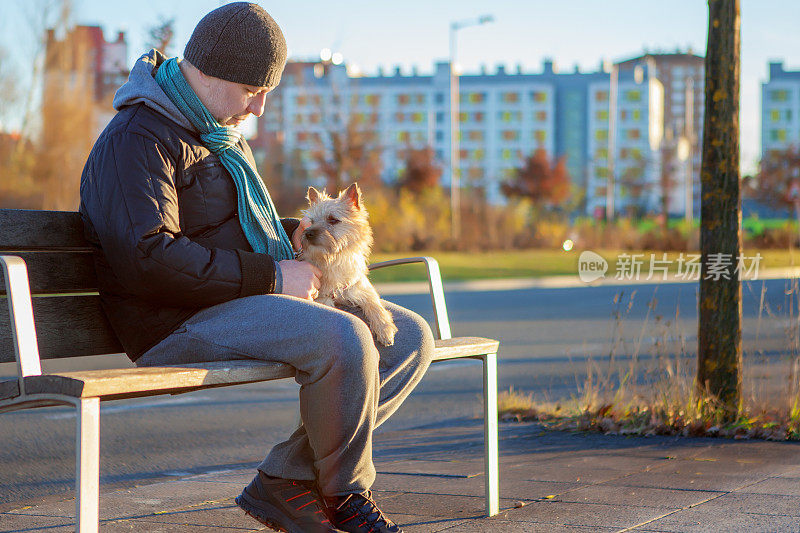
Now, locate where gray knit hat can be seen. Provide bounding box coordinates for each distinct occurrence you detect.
[184,2,287,87]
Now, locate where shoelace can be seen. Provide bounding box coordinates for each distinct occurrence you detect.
[334,491,392,532]
[281,480,331,524]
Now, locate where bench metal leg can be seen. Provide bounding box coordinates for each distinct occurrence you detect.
[482,352,499,516]
[76,398,99,533]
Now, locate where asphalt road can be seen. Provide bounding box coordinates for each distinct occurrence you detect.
[1,278,798,509]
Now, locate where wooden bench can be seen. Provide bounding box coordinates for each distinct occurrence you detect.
[0,208,500,532]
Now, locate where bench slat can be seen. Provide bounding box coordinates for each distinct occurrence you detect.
[0,251,98,295]
[0,337,499,401]
[0,209,89,251]
[0,295,123,363]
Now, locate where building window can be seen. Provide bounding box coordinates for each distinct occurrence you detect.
[632,109,641,121]
[501,148,513,160]
[596,167,609,178]
[435,130,444,142]
[501,130,520,142]
[596,110,609,120]
[627,129,641,140]
[535,110,547,122]
[412,112,425,123]
[436,112,445,124]
[595,90,609,102]
[473,148,485,160]
[531,91,548,102]
[365,94,381,106]
[468,130,484,141]
[533,130,547,143]
[435,92,445,104]
[295,95,307,106]
[770,89,790,102]
[461,92,485,104]
[499,111,522,122]
[396,131,410,142]
[468,167,484,179]
[620,110,628,120]
[415,94,426,105]
[595,148,609,159]
[770,129,787,142]
[397,94,410,105]
[595,129,609,141]
[394,112,404,123]
[460,112,468,123]
[474,112,485,123]
[771,109,781,122]
[501,91,520,103]
[625,90,642,102]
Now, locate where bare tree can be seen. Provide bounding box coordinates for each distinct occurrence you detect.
[697,0,742,420]
[312,114,383,193]
[146,17,175,56]
[753,146,800,242]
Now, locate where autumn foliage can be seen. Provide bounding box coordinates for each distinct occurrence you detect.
[500,148,570,209]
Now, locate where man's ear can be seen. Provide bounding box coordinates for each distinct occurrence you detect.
[339,183,362,210]
[307,186,323,205]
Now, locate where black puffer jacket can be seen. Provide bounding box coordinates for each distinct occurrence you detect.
[79,51,297,362]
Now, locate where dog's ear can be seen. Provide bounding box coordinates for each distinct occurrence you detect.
[307,187,323,205]
[340,183,362,210]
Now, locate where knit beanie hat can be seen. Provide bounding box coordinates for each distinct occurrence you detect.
[183,2,287,88]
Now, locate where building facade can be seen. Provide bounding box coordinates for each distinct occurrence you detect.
[42,25,127,209]
[254,51,704,216]
[762,61,800,157]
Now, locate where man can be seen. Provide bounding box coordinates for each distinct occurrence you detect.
[79,3,433,532]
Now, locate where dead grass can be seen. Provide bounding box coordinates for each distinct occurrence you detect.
[499,280,800,441]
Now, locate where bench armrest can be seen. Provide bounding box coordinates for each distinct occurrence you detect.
[368,256,451,340]
[1,255,42,387]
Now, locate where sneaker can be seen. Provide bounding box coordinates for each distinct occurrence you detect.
[326,491,402,533]
[235,471,337,532]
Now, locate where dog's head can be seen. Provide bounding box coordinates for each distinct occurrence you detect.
[301,183,373,264]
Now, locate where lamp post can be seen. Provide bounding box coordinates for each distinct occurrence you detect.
[449,14,493,240]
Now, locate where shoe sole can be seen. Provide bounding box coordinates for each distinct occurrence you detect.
[235,492,295,533]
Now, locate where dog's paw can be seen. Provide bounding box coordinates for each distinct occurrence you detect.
[373,321,399,346]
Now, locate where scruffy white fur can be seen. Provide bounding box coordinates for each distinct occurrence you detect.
[299,183,398,346]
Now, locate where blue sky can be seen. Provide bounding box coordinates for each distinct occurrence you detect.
[1,0,798,174]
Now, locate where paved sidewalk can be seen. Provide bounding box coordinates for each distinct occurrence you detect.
[4,420,800,532]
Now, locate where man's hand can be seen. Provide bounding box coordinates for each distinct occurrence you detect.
[278,259,321,300]
[292,216,311,252]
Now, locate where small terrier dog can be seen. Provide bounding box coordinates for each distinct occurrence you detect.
[299,183,398,346]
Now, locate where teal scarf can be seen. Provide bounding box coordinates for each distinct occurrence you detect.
[154,58,294,261]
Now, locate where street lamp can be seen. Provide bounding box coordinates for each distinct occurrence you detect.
[450,14,494,240]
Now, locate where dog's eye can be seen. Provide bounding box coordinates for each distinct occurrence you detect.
[327,216,340,225]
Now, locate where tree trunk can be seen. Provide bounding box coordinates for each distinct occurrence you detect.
[697,0,742,420]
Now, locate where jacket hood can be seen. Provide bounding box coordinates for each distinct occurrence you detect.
[113,50,194,131]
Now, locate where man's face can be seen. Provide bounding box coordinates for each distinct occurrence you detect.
[203,76,274,127]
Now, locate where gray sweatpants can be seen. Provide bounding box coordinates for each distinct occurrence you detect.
[136,294,434,497]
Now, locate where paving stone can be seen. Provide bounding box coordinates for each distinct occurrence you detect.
[8,421,800,531]
[0,511,74,532]
[614,470,760,492]
[130,501,263,530]
[503,499,673,528]
[641,504,800,532]
[557,484,719,509]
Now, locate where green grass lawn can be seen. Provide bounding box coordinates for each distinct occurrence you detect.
[368,248,800,283]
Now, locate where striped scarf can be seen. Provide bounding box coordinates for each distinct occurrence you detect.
[155,57,293,260]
